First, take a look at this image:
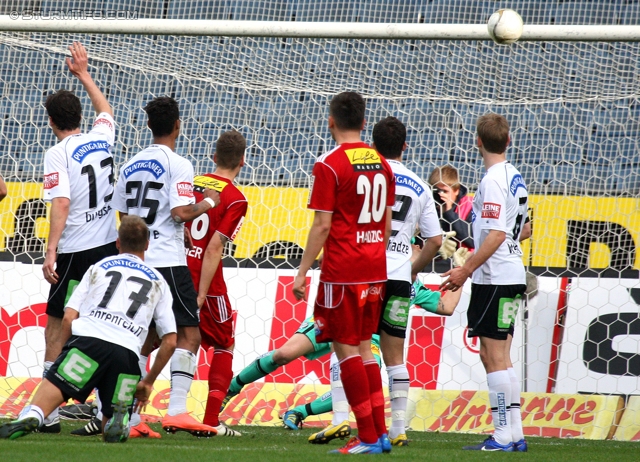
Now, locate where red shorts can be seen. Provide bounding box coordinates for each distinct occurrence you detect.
[199,294,236,350]
[314,282,385,346]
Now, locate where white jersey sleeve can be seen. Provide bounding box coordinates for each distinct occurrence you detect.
[89,112,116,146]
[153,283,176,339]
[476,176,510,233]
[43,145,71,201]
[417,190,442,239]
[169,157,196,210]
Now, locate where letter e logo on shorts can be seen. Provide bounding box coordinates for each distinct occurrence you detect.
[58,348,99,388]
[497,297,522,329]
[113,374,140,404]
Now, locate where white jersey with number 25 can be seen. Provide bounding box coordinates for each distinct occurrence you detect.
[113,145,196,268]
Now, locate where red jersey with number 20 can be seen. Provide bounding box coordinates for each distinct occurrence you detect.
[186,174,248,296]
[308,142,395,284]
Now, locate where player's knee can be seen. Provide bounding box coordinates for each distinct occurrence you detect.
[177,326,201,352]
[272,349,293,365]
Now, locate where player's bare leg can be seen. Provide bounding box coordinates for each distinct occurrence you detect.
[0,379,65,439]
[225,333,314,402]
[380,331,409,446]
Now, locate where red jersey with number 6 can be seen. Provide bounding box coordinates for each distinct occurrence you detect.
[308,142,395,284]
[186,174,248,296]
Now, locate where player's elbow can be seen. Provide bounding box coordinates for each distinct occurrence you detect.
[0,184,7,202]
[440,306,455,316]
[427,234,443,248]
[171,211,185,223]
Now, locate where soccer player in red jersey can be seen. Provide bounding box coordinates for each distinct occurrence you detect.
[186,131,248,437]
[293,92,395,455]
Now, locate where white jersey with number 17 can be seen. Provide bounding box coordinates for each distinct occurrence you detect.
[43,113,117,253]
[66,253,176,356]
[113,145,196,268]
[472,161,528,285]
[386,160,442,282]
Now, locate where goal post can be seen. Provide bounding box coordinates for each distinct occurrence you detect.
[1,16,640,40]
[0,8,639,440]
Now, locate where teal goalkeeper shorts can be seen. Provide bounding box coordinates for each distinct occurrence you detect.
[295,316,382,366]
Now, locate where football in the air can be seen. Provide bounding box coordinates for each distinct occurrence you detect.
[487,9,524,45]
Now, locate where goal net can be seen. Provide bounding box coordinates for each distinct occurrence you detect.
[0,0,639,440]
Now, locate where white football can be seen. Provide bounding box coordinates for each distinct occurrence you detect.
[487,9,524,45]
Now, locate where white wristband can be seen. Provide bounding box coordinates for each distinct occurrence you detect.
[203,197,216,208]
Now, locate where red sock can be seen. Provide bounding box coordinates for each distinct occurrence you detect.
[339,355,378,444]
[203,349,234,427]
[364,359,387,437]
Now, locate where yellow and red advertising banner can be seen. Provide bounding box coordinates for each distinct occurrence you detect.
[0,182,638,269]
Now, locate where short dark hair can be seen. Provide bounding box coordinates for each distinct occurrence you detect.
[45,90,82,131]
[144,96,180,137]
[477,113,510,154]
[118,215,149,253]
[329,92,365,131]
[372,116,406,159]
[215,131,246,169]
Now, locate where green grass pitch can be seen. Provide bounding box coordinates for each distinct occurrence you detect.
[0,421,638,462]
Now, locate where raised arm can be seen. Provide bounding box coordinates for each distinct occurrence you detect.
[66,42,112,116]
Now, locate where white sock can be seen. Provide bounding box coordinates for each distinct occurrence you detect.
[42,361,59,424]
[330,353,349,425]
[508,367,524,442]
[387,364,410,440]
[167,348,196,416]
[19,404,45,426]
[487,370,512,446]
[94,391,103,420]
[130,355,148,427]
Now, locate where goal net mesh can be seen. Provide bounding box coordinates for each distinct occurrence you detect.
[0,0,638,438]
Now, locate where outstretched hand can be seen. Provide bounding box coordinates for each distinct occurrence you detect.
[134,380,153,412]
[439,266,471,292]
[66,42,89,77]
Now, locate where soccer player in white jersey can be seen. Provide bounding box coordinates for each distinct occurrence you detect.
[373,117,444,447]
[113,96,220,437]
[0,216,177,442]
[441,113,529,453]
[41,42,119,433]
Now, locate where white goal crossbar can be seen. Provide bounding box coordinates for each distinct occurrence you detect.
[0,16,640,41]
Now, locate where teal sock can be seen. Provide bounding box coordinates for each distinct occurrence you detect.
[292,390,333,418]
[228,351,278,394]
